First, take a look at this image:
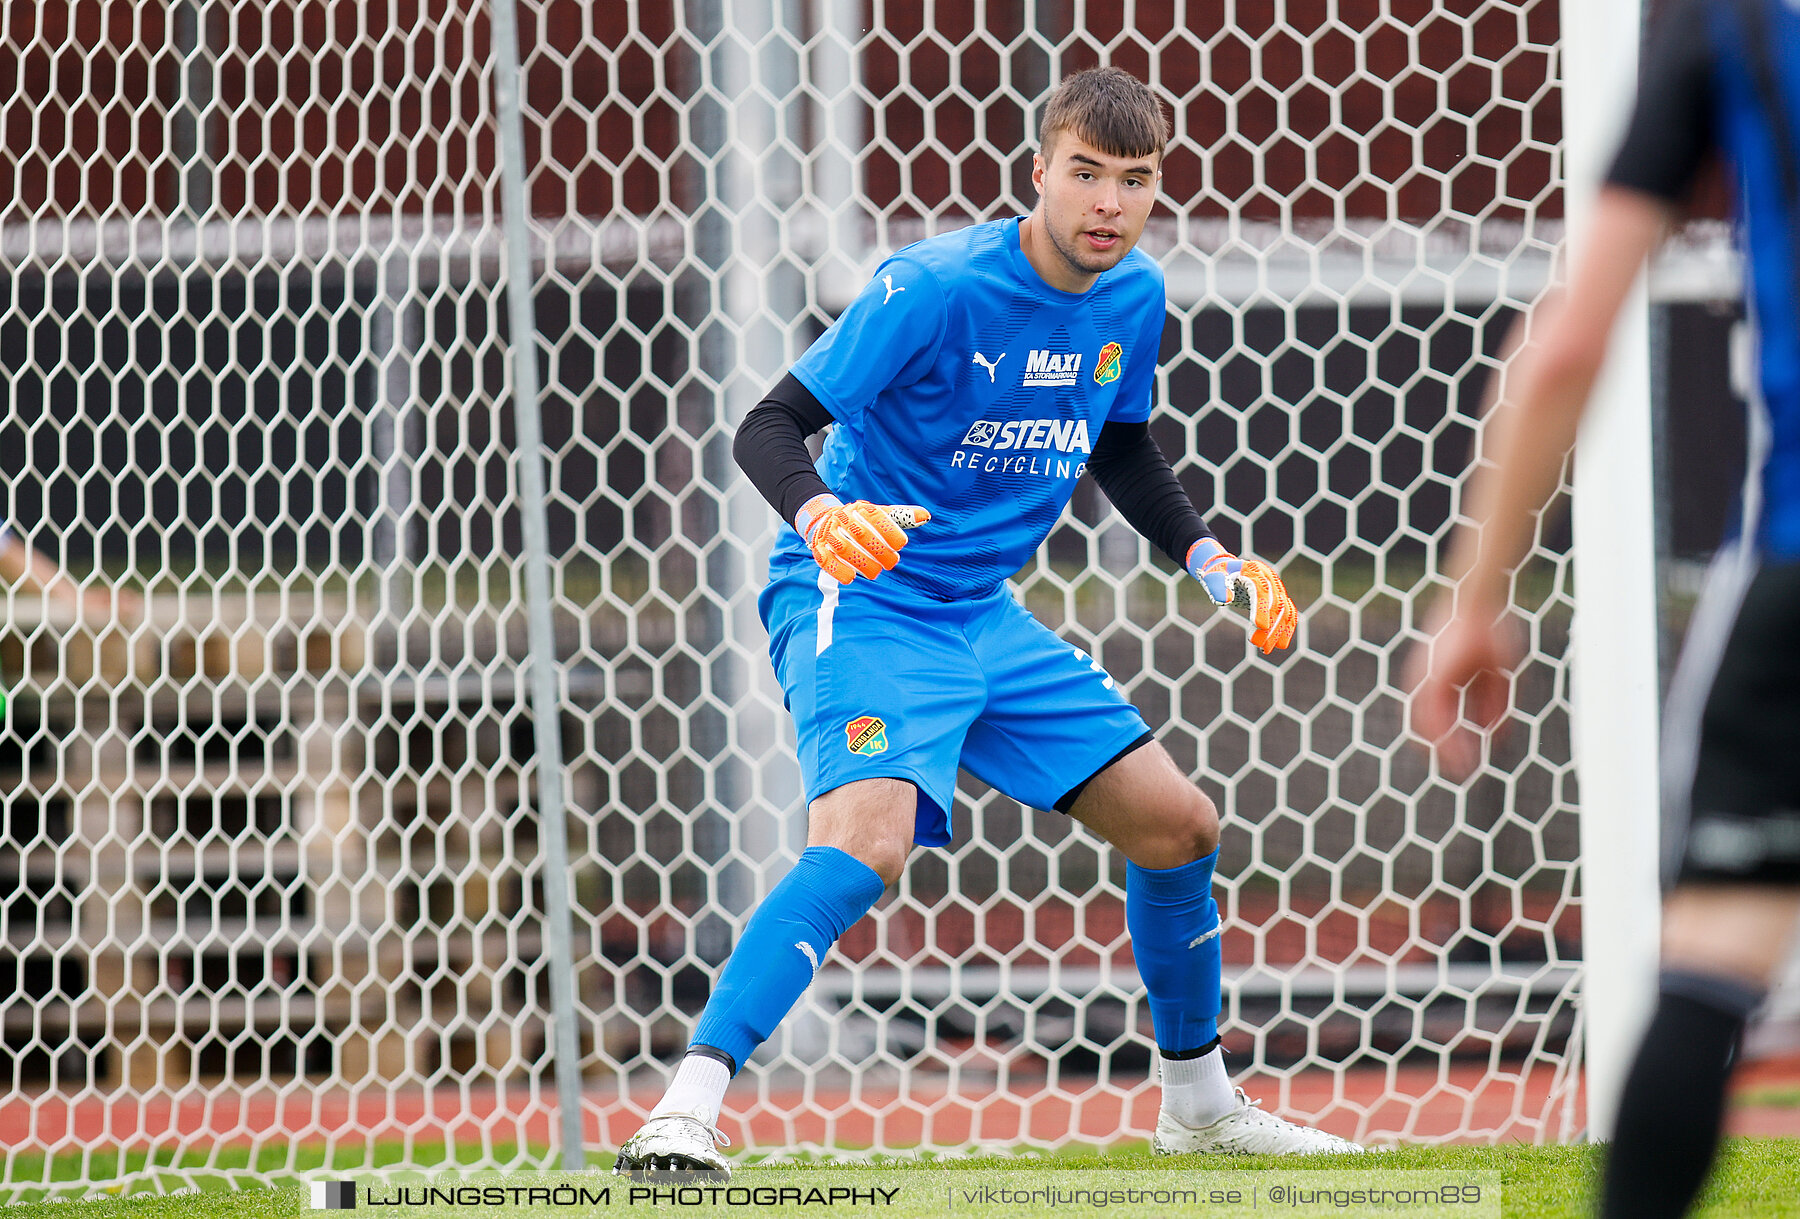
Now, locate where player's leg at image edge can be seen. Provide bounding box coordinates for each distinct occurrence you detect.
[1600,967,1762,1219]
[613,844,886,1176]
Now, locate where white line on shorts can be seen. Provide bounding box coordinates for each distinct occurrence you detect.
[815,569,840,655]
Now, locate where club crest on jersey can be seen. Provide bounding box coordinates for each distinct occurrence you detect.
[845,715,888,756]
[1022,349,1082,387]
[1094,342,1123,385]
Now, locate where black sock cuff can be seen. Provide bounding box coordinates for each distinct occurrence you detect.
[687,1044,739,1075]
[1660,969,1766,1021]
[1158,1036,1222,1061]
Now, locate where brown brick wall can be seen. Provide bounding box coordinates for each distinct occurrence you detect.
[211,1,493,215]
[861,0,1564,222]
[0,1,169,217]
[3,2,1562,221]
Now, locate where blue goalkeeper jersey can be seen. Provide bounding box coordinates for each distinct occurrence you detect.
[774,217,1168,600]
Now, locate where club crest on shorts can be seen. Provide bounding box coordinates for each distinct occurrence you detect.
[1093,341,1123,385]
[845,715,888,756]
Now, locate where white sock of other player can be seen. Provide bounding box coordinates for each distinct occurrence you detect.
[649,1052,732,1126]
[1158,1045,1237,1128]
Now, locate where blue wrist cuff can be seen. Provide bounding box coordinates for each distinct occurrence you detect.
[1185,536,1225,580]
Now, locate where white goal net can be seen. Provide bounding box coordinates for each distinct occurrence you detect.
[0,0,1589,1195]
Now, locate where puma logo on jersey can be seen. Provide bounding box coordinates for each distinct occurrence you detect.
[796,941,821,978]
[880,275,905,305]
[1022,349,1082,386]
[971,351,1005,382]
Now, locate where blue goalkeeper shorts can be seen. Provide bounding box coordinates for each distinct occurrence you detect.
[758,561,1152,847]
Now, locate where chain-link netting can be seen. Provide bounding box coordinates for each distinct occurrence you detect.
[1,0,1585,1195]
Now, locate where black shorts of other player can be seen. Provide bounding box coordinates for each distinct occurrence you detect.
[1669,557,1800,884]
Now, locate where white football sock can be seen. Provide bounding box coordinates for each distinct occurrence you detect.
[1158,1045,1237,1128]
[649,1053,732,1126]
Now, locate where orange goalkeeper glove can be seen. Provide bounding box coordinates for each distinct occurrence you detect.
[1185,537,1298,654]
[795,494,932,585]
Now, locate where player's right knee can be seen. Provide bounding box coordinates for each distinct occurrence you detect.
[849,840,909,888]
[812,833,907,887]
[806,777,916,887]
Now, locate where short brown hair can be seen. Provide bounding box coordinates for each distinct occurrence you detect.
[1038,67,1169,160]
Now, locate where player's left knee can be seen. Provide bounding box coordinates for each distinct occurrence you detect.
[1175,787,1220,862]
[1142,787,1218,867]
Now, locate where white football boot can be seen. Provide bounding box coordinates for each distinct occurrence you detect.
[1154,1088,1365,1156]
[612,1113,733,1176]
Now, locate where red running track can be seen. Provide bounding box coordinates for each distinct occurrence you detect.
[3,1061,1795,1155]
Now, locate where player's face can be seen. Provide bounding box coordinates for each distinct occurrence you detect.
[1027,132,1160,292]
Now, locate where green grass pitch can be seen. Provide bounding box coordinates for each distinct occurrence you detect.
[5,1138,1799,1219]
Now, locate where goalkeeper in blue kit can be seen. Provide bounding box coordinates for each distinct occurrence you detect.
[615,66,1357,1174]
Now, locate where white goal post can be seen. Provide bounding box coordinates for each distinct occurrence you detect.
[0,0,1697,1195]
[1558,0,1662,1144]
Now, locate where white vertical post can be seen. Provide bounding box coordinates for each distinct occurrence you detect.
[172,0,215,217]
[809,0,865,287]
[717,0,803,858]
[1560,0,1661,1143]
[691,6,803,857]
[488,0,588,1170]
[370,253,422,626]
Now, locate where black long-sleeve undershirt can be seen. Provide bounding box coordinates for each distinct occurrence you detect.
[1085,419,1214,566]
[731,374,1215,566]
[730,375,837,526]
